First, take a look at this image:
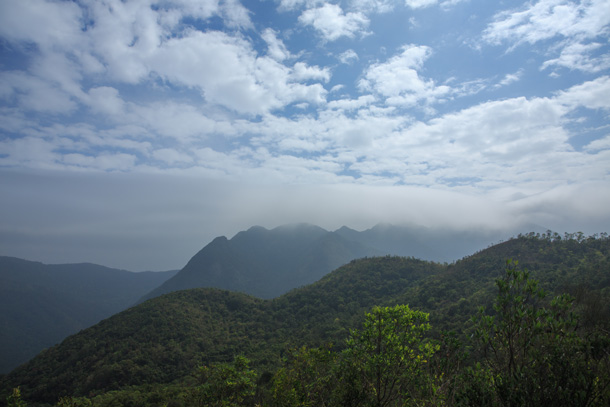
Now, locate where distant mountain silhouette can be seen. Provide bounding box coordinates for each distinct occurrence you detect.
[138,223,519,302]
[138,223,382,301]
[0,256,177,373]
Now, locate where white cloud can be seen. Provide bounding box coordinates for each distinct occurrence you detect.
[351,0,396,13]
[495,69,524,88]
[262,28,292,61]
[359,45,451,107]
[62,153,138,171]
[483,0,610,72]
[220,0,253,29]
[152,148,194,165]
[541,41,610,72]
[338,49,359,64]
[405,0,439,9]
[87,87,125,116]
[148,30,328,114]
[0,0,284,116]
[291,62,331,82]
[278,0,323,12]
[327,95,377,110]
[584,135,610,152]
[0,136,60,169]
[0,71,77,113]
[299,3,370,41]
[555,75,610,110]
[130,101,231,141]
[0,0,84,51]
[166,0,221,20]
[483,0,610,46]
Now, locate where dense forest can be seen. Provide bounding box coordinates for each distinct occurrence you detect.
[2,233,609,406]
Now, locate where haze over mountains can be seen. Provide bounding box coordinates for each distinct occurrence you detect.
[0,258,177,373]
[138,223,519,302]
[1,222,531,373]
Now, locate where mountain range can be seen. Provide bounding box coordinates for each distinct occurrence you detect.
[1,232,608,405]
[139,222,517,302]
[0,222,532,374]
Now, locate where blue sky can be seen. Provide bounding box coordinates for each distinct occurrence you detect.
[1,0,609,270]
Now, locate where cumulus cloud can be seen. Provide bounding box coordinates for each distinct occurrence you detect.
[262,28,292,61]
[483,0,609,46]
[291,62,332,82]
[0,0,328,117]
[220,0,254,29]
[404,0,439,9]
[555,75,610,110]
[483,0,610,72]
[359,45,451,107]
[338,49,359,64]
[299,3,370,41]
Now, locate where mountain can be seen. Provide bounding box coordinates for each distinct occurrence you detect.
[138,223,383,301]
[0,222,511,375]
[0,257,177,373]
[139,223,518,302]
[2,234,608,404]
[334,223,524,262]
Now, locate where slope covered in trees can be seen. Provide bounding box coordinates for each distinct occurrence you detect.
[0,257,177,373]
[1,233,609,406]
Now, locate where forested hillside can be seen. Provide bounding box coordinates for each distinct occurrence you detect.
[0,257,177,373]
[1,233,609,406]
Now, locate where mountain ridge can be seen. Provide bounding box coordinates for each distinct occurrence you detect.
[138,223,383,302]
[0,257,177,373]
[137,222,524,303]
[2,234,608,404]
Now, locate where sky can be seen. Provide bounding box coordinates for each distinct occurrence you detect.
[0,0,609,271]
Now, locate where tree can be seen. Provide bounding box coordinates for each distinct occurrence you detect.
[470,260,610,407]
[56,396,92,406]
[192,355,257,407]
[6,388,26,407]
[338,304,438,407]
[270,345,337,407]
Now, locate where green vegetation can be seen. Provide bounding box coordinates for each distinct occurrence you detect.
[466,260,609,406]
[1,233,609,406]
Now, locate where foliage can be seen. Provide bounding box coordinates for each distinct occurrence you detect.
[5,388,26,407]
[467,260,610,406]
[192,355,257,407]
[337,305,438,407]
[269,345,337,407]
